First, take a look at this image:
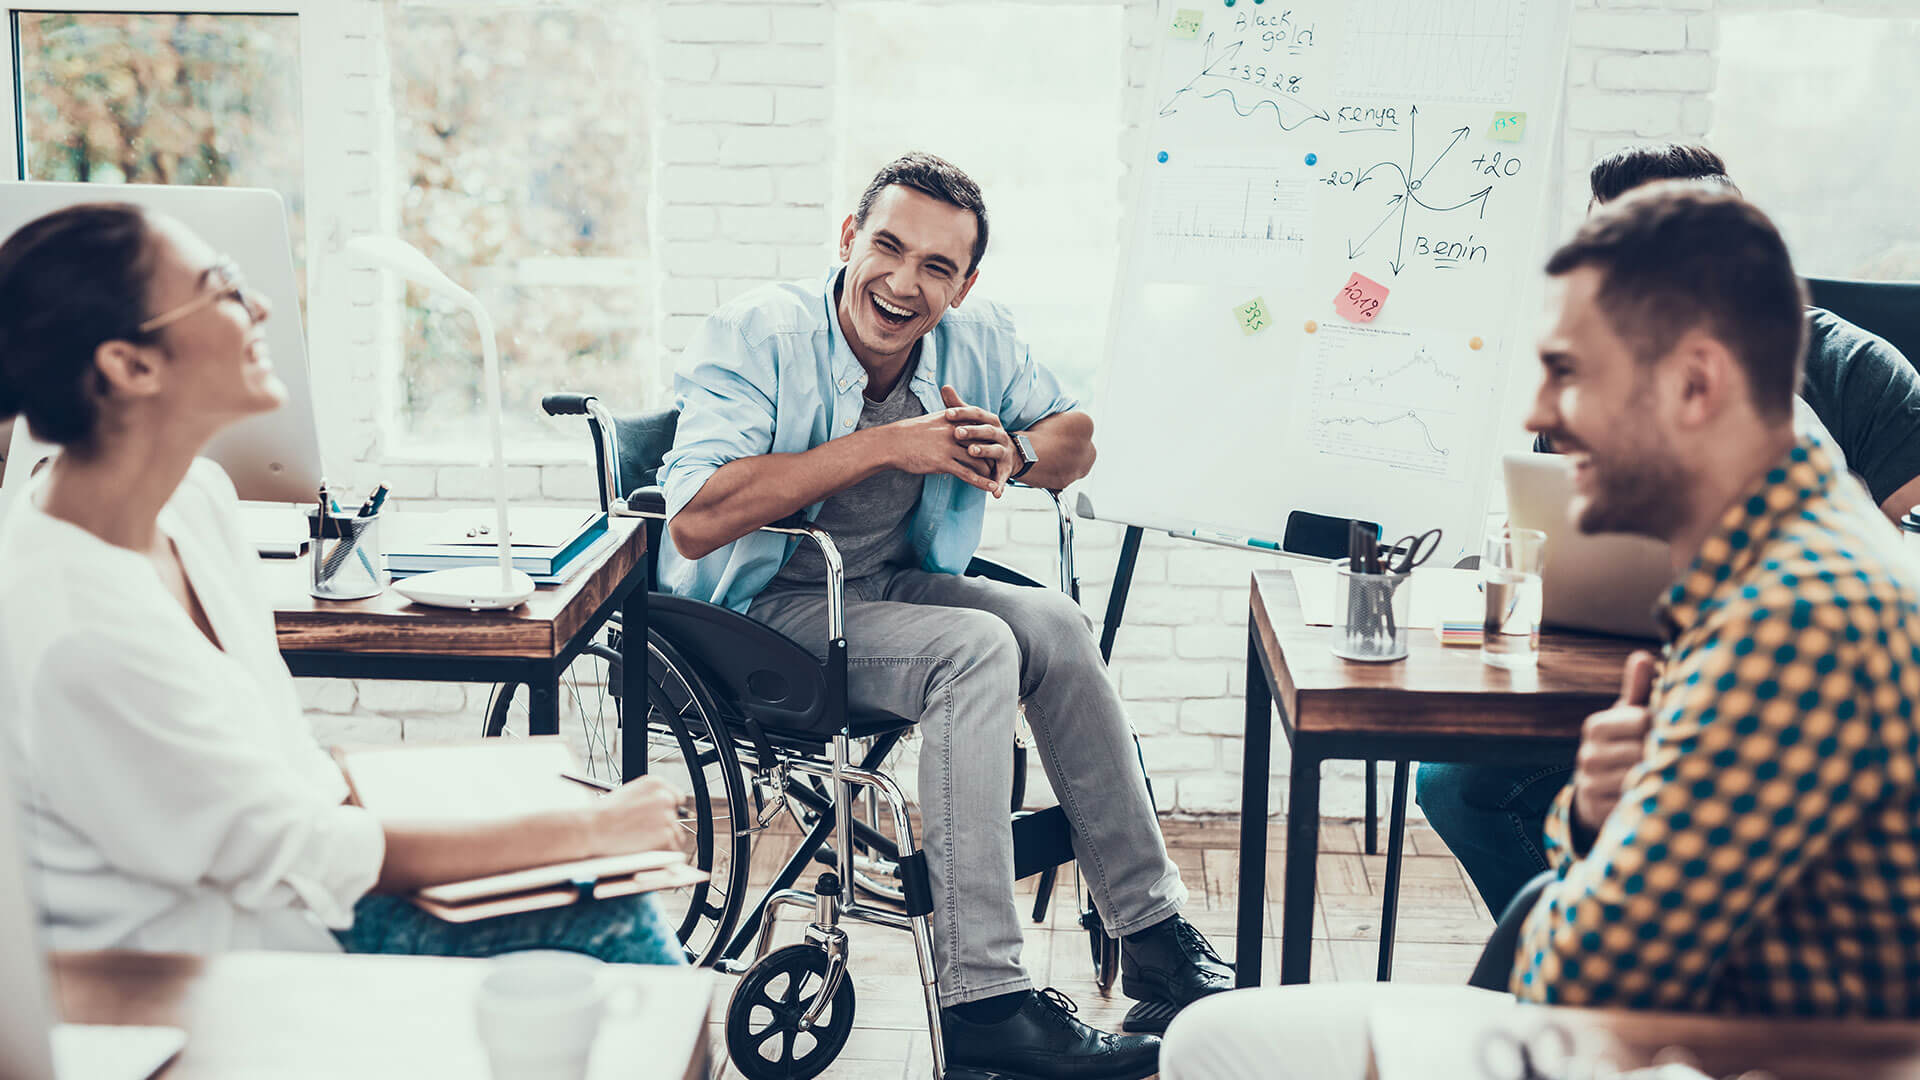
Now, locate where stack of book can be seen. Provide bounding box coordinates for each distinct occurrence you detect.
[385,506,613,586]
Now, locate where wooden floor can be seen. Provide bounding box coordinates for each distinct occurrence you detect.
[709,816,1492,1079]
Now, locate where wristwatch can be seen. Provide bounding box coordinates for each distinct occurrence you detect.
[1009,433,1039,481]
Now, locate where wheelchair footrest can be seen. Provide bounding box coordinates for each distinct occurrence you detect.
[1120,998,1179,1035]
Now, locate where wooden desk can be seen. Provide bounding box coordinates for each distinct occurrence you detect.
[1368,992,1920,1080]
[269,518,649,776]
[51,950,714,1080]
[1239,569,1644,987]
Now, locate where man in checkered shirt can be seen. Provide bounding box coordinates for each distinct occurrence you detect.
[1158,184,1920,1078]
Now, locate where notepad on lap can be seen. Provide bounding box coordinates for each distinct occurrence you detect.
[334,739,704,923]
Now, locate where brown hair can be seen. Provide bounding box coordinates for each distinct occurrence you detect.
[1546,182,1806,421]
[855,152,989,275]
[0,202,159,448]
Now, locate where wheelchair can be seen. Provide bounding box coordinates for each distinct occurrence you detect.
[479,391,1150,1079]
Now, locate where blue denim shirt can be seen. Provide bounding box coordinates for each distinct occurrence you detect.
[658,269,1079,613]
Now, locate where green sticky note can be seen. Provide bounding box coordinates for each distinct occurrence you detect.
[1234,296,1271,336]
[1490,111,1527,143]
[1170,8,1203,38]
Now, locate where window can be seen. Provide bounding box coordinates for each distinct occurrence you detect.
[1711,11,1920,281]
[838,3,1125,405]
[7,9,306,296]
[384,2,654,449]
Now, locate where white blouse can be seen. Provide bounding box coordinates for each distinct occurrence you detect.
[0,459,383,953]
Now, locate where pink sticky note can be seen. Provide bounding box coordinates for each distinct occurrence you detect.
[1335,272,1388,323]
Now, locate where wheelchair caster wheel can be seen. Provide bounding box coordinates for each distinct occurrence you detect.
[725,944,856,1080]
[1081,906,1120,993]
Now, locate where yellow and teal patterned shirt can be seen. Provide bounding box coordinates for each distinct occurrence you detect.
[1513,437,1920,1016]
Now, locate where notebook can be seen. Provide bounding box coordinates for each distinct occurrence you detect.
[334,739,705,923]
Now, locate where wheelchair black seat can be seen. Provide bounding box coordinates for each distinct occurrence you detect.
[646,593,913,745]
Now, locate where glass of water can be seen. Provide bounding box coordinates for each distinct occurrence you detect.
[1482,527,1547,669]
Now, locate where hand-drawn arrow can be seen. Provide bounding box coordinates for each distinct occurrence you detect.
[1410,185,1495,217]
[1346,195,1406,259]
[1353,159,1408,192]
[1198,89,1331,129]
[1415,126,1474,187]
[1159,32,1233,117]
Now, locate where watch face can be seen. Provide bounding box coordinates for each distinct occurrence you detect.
[1015,433,1037,464]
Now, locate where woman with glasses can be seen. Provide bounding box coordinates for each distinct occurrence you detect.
[0,202,686,965]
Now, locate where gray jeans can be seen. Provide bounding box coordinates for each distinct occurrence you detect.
[749,566,1186,1006]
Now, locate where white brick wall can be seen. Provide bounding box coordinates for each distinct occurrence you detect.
[295,0,1751,821]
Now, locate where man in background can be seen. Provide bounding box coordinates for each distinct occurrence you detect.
[1417,143,1920,917]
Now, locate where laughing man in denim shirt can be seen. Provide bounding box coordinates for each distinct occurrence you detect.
[658,153,1230,1080]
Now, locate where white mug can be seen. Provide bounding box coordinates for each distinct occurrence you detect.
[474,951,608,1080]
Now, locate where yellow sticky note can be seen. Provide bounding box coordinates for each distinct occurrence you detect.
[1234,296,1271,336]
[1490,111,1527,143]
[1170,8,1203,38]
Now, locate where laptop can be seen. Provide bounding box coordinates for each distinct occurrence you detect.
[0,761,185,1080]
[1503,453,1673,641]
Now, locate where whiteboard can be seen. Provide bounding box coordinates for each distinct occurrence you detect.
[1081,0,1573,565]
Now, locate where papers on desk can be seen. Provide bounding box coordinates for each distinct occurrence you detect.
[1291,564,1485,630]
[335,739,705,923]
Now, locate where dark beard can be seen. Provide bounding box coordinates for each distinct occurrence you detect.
[1577,454,1689,538]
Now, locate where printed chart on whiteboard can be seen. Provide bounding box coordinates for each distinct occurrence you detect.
[1082,0,1573,562]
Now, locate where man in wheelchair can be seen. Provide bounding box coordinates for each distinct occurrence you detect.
[659,152,1230,1078]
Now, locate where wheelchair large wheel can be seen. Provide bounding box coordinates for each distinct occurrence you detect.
[481,630,751,967]
[725,944,856,1080]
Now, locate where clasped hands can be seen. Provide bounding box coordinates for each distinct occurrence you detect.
[884,383,1020,498]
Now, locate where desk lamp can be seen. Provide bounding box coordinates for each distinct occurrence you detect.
[345,235,535,610]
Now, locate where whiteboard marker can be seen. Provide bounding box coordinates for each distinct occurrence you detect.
[1180,528,1281,551]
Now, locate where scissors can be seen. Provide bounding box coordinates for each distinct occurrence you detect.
[1379,528,1442,574]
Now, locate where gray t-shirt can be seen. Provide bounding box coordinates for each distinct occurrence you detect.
[767,371,926,587]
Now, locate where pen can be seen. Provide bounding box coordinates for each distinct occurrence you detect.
[561,771,617,793]
[356,483,388,518]
[1179,528,1281,551]
[367,483,390,516]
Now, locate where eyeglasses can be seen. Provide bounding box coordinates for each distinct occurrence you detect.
[137,257,264,333]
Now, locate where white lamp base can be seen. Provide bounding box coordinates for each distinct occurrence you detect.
[393,566,537,611]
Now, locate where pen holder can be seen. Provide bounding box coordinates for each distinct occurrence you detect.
[308,509,387,601]
[1330,563,1411,663]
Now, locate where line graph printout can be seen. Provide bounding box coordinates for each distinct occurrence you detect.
[1336,0,1529,104]
[1306,325,1474,478]
[1146,166,1311,284]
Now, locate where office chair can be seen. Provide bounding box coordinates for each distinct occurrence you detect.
[1805,276,1920,366]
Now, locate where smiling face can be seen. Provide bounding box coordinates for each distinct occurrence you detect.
[135,214,284,431]
[1527,266,1690,539]
[835,184,979,368]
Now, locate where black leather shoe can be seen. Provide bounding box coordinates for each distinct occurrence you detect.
[940,988,1160,1080]
[1120,914,1234,1010]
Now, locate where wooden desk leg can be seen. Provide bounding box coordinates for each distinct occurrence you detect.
[529,680,560,737]
[1236,627,1273,988]
[622,586,647,782]
[1280,750,1320,985]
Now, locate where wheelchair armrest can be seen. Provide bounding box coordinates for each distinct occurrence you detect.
[624,486,667,518]
[966,556,1044,589]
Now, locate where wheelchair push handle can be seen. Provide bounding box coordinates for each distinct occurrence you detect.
[542,392,595,416]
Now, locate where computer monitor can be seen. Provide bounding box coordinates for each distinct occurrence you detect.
[0,182,322,503]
